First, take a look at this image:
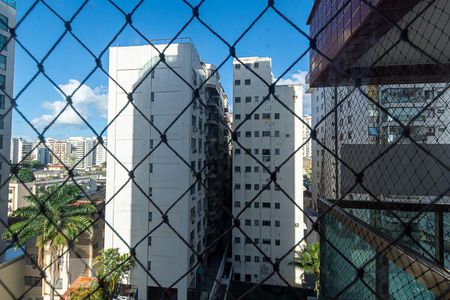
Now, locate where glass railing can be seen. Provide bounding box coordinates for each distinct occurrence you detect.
[318,199,450,299]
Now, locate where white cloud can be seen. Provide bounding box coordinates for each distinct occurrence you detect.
[276,70,311,115]
[276,70,308,85]
[32,79,107,127]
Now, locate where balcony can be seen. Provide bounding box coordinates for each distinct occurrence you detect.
[318,199,450,298]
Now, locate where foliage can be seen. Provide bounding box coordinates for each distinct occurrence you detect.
[2,184,96,299]
[71,249,134,300]
[291,242,320,295]
[31,160,43,169]
[13,165,35,182]
[303,174,312,190]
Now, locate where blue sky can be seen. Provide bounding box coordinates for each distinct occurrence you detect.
[13,0,313,139]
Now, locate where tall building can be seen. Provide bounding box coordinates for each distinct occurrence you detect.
[105,42,230,300]
[94,137,107,166]
[302,115,312,158]
[10,138,32,164]
[83,137,94,169]
[232,57,305,286]
[35,146,50,165]
[0,0,21,282]
[47,138,69,166]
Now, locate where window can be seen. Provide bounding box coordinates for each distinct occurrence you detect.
[236,131,241,137]
[254,131,259,137]
[0,95,4,109]
[254,149,259,155]
[245,131,251,137]
[262,131,270,137]
[245,219,251,226]
[235,114,241,120]
[245,274,252,282]
[275,113,280,119]
[0,55,5,70]
[234,255,241,262]
[254,184,259,190]
[148,212,153,222]
[255,96,259,102]
[262,202,270,208]
[0,15,7,31]
[274,131,280,137]
[235,149,241,155]
[275,148,280,155]
[348,131,352,139]
[234,201,241,208]
[149,163,153,173]
[245,96,251,103]
[234,273,241,281]
[25,276,42,287]
[254,202,259,208]
[235,166,241,172]
[254,114,259,120]
[262,239,271,245]
[348,115,352,125]
[234,237,241,244]
[275,239,280,246]
[245,114,251,119]
[245,184,251,190]
[245,79,251,85]
[254,220,260,226]
[147,261,152,270]
[0,74,5,90]
[235,63,241,69]
[150,139,154,149]
[148,236,152,246]
[0,34,6,51]
[275,220,280,227]
[254,238,260,244]
[234,184,241,190]
[254,256,260,262]
[235,80,241,86]
[254,62,259,68]
[245,166,251,173]
[151,92,155,102]
[235,97,241,103]
[262,113,270,119]
[148,187,152,196]
[262,149,270,155]
[275,203,280,209]
[245,256,251,262]
[254,166,259,172]
[150,115,154,123]
[262,220,271,226]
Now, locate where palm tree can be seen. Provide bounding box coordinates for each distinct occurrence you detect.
[290,242,320,295]
[2,184,97,300]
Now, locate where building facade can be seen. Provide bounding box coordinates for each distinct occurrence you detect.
[0,0,15,256]
[105,42,229,300]
[232,57,305,286]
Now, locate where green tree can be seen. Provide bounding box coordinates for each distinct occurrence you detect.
[13,165,35,182]
[2,184,96,300]
[290,242,320,295]
[31,160,43,169]
[71,249,134,299]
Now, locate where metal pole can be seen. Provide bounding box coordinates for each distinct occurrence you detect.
[435,209,444,266]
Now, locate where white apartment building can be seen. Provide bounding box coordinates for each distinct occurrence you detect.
[0,0,15,256]
[302,115,312,158]
[10,138,32,164]
[232,57,305,286]
[106,42,228,300]
[94,137,107,166]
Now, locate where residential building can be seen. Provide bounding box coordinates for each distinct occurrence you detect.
[232,57,305,286]
[47,138,69,165]
[94,137,107,166]
[302,115,312,158]
[105,41,230,300]
[36,146,50,165]
[0,0,15,257]
[10,137,32,164]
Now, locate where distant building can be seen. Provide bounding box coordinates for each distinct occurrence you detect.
[10,138,32,164]
[36,146,50,165]
[302,115,312,158]
[94,137,107,166]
